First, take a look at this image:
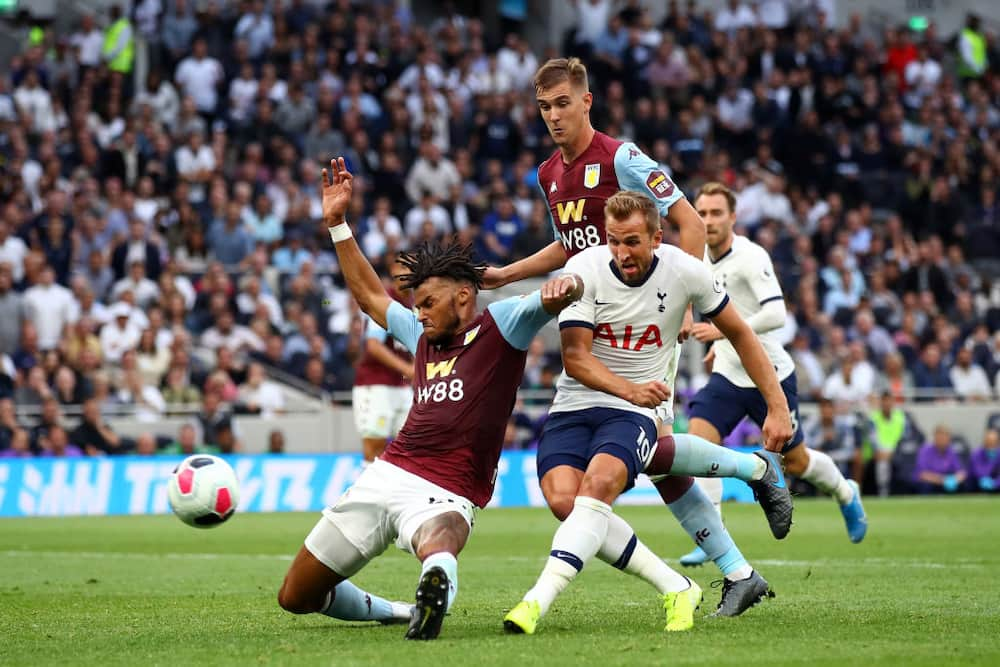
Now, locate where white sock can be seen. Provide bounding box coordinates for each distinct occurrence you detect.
[695,477,724,518]
[421,551,458,611]
[875,459,891,498]
[801,448,853,504]
[750,455,768,481]
[597,513,689,594]
[524,496,611,615]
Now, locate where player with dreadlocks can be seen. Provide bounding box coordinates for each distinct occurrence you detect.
[277,157,584,641]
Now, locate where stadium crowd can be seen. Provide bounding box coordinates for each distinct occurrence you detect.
[0,1,998,494]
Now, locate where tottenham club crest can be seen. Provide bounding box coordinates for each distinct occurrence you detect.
[656,289,668,312]
[584,163,600,189]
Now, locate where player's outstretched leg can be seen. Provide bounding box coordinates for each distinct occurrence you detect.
[785,445,868,543]
[653,476,774,616]
[324,580,413,624]
[651,434,793,539]
[279,523,411,625]
[406,513,468,640]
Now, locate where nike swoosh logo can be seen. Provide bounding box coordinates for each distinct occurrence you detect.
[595,300,609,305]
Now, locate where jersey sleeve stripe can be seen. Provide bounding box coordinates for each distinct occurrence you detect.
[701,294,730,319]
[559,320,595,330]
[759,296,783,305]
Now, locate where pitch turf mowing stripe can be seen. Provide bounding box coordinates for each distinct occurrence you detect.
[1,549,994,569]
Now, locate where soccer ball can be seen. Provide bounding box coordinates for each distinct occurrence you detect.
[167,455,240,528]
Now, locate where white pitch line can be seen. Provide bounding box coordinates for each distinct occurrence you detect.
[0,550,991,570]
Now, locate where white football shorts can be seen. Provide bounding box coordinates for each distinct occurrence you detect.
[305,459,476,576]
[352,385,412,439]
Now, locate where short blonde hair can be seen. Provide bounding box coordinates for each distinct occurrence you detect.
[533,57,589,93]
[694,182,737,213]
[604,191,660,235]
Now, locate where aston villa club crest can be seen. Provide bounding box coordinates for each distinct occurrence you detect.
[584,163,600,189]
[463,325,481,346]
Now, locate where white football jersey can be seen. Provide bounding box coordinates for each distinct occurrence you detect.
[704,235,795,387]
[555,244,729,419]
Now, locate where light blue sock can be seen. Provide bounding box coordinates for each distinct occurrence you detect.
[422,552,459,611]
[321,580,394,622]
[667,482,751,579]
[670,433,761,481]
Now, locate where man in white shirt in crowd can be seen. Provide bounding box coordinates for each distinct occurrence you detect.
[950,345,992,400]
[23,267,75,350]
[111,260,160,309]
[404,191,452,240]
[405,141,461,204]
[174,37,224,117]
[100,302,142,364]
[238,362,285,418]
[201,308,264,354]
[71,14,105,69]
[0,219,28,285]
[175,130,216,204]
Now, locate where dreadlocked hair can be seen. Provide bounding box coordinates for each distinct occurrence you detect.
[396,241,486,291]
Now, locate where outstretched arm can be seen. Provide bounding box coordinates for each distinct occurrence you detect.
[321,157,392,329]
[664,197,707,260]
[482,240,567,289]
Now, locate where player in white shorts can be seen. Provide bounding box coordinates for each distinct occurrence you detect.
[677,182,868,567]
[504,192,795,634]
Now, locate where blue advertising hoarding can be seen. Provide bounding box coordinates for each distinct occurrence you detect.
[0,453,754,517]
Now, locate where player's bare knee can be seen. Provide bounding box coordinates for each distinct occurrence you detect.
[413,513,468,560]
[546,493,574,521]
[783,446,808,476]
[578,473,622,504]
[277,581,315,614]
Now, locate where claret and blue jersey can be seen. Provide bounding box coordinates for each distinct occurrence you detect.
[379,293,553,508]
[537,131,684,257]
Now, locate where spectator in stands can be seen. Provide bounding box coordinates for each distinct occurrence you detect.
[478,194,524,264]
[111,260,161,309]
[268,428,286,454]
[405,141,461,204]
[912,343,954,400]
[0,429,32,459]
[969,428,1000,493]
[162,423,215,456]
[134,432,158,456]
[40,425,84,458]
[100,303,142,364]
[23,267,74,351]
[238,362,285,418]
[803,397,859,479]
[0,264,23,356]
[162,365,202,411]
[949,345,992,401]
[111,219,162,282]
[201,308,264,354]
[71,397,123,455]
[914,425,968,494]
[209,202,255,268]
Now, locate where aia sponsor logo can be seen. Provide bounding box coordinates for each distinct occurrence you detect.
[594,323,663,350]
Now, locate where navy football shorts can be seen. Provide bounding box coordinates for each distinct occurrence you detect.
[536,407,658,490]
[687,372,804,453]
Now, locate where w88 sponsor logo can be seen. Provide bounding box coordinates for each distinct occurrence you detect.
[560,225,601,251]
[416,378,465,404]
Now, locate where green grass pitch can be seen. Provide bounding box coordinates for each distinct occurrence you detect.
[3,496,998,666]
